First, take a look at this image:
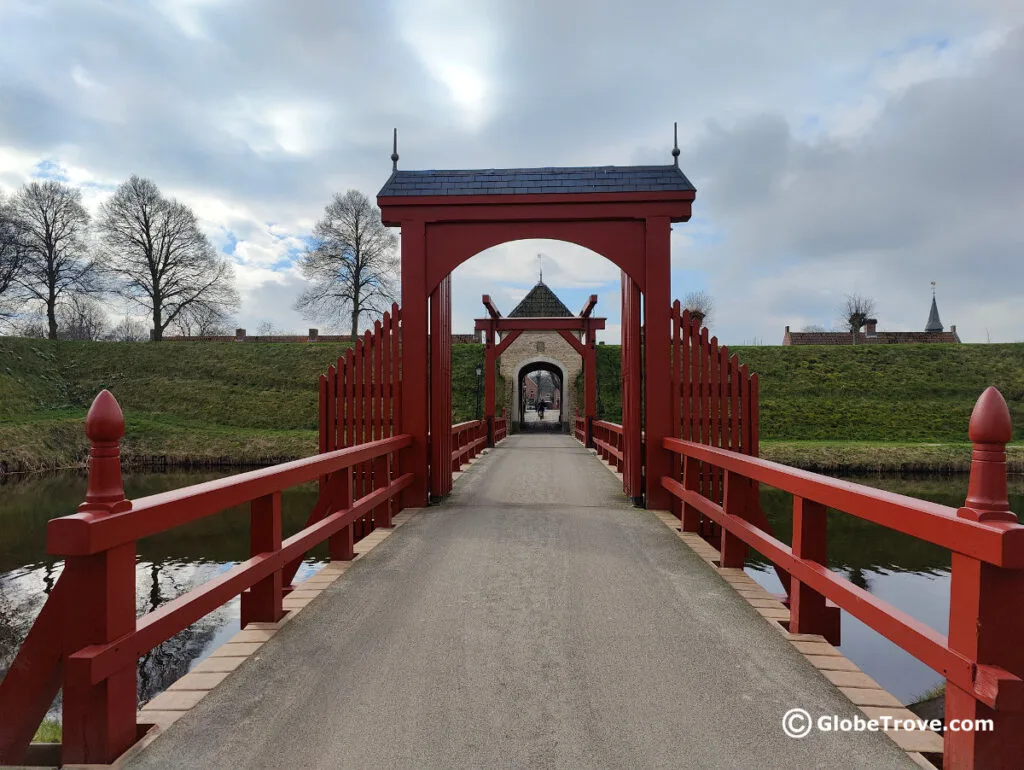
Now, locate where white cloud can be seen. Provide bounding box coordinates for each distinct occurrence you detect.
[0,1,1022,343]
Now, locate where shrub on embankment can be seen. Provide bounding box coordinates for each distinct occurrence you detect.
[0,338,493,472]
[578,341,1024,444]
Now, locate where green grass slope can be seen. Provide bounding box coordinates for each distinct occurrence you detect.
[579,343,1024,442]
[1,338,492,471]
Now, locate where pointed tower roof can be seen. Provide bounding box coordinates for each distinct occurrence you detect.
[926,294,943,333]
[508,282,573,318]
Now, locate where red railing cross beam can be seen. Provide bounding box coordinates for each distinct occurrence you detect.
[663,385,1024,767]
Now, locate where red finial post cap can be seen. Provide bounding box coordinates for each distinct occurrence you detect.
[79,390,132,514]
[959,387,1015,523]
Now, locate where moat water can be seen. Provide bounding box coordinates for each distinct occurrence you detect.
[1,468,1021,718]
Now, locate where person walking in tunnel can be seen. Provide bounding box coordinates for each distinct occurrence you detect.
[537,400,546,420]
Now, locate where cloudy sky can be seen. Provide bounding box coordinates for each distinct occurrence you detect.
[2,0,1022,344]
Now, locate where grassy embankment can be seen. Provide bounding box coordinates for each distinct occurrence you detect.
[4,337,1023,473]
[577,342,1024,473]
[1,338,491,473]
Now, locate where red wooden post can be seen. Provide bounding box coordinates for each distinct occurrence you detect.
[946,387,1024,768]
[485,323,496,445]
[669,301,682,519]
[621,273,643,502]
[329,469,355,561]
[790,497,840,644]
[643,216,671,509]
[429,275,453,498]
[241,492,284,625]
[372,322,389,528]
[709,335,721,505]
[681,310,692,446]
[719,470,748,568]
[361,330,372,533]
[584,319,597,447]
[318,373,328,457]
[400,221,430,507]
[390,304,404,512]
[381,311,394,521]
[729,354,740,455]
[739,363,750,455]
[681,454,701,532]
[62,390,138,765]
[750,372,760,457]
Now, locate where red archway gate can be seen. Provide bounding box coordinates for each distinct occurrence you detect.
[379,163,696,507]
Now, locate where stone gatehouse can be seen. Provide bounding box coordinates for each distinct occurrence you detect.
[497,281,583,430]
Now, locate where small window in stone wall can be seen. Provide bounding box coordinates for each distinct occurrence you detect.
[536,341,545,353]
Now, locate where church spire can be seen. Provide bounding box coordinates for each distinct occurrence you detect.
[926,281,943,333]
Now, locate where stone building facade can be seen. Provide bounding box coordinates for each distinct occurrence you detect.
[499,330,582,424]
[496,281,583,430]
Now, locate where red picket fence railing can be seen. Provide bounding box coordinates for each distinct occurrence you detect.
[663,386,1024,766]
[0,391,413,767]
[573,414,586,443]
[592,420,624,473]
[670,304,759,514]
[317,303,402,546]
[452,420,487,472]
[493,413,508,443]
[665,304,793,591]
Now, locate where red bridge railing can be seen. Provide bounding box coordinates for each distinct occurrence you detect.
[573,414,586,443]
[451,420,487,472]
[592,420,624,473]
[0,391,413,767]
[493,413,508,443]
[318,304,402,540]
[662,386,1024,767]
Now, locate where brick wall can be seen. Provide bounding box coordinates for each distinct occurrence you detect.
[783,325,961,345]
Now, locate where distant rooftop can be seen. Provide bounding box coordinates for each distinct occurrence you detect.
[509,282,574,318]
[378,165,696,198]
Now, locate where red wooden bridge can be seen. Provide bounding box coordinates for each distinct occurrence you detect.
[1,154,1021,769]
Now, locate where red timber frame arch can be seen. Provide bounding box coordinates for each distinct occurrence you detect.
[475,293,604,445]
[378,163,695,507]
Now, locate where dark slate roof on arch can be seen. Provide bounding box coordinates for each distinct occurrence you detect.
[509,282,574,318]
[378,165,696,197]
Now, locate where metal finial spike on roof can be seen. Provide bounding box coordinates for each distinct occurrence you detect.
[931,280,936,297]
[672,121,680,167]
[391,128,399,171]
[537,253,543,283]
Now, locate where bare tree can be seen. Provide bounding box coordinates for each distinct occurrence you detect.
[56,295,108,341]
[172,302,233,337]
[10,180,97,339]
[0,193,26,319]
[98,176,239,341]
[106,314,148,342]
[682,290,714,327]
[255,320,278,336]
[11,312,48,338]
[842,293,876,333]
[294,190,398,337]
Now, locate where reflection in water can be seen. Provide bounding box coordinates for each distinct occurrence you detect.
[747,475,1024,703]
[0,470,327,718]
